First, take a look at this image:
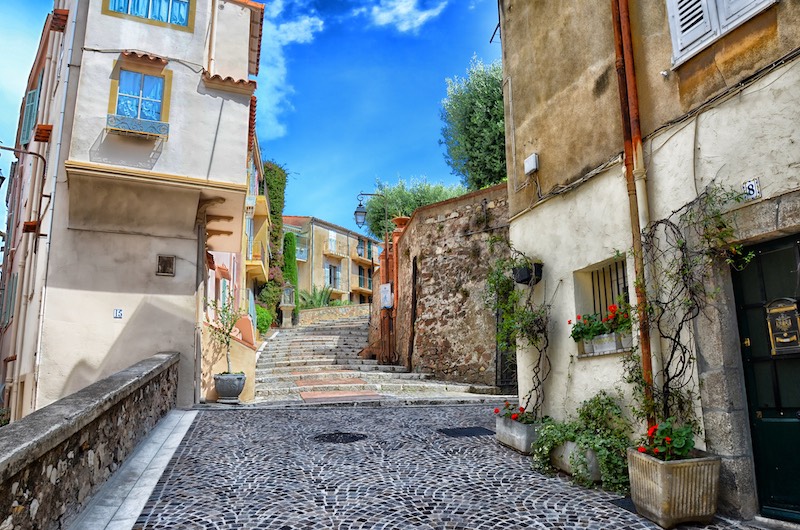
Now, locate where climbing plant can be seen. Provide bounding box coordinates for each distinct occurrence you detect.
[485,239,550,419]
[258,160,288,323]
[623,184,754,430]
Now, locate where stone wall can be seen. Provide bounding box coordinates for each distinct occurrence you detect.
[394,184,510,386]
[299,304,370,326]
[0,353,179,530]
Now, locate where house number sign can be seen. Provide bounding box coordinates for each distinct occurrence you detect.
[766,298,800,356]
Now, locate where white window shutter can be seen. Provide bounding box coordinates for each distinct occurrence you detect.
[718,0,776,33]
[666,0,717,64]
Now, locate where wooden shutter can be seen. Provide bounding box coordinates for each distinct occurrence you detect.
[19,88,40,145]
[666,0,717,65]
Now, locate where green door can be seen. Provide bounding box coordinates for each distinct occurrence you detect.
[732,235,800,522]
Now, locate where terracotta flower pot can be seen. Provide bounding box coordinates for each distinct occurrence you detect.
[627,447,721,529]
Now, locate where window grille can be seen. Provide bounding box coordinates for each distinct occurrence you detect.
[591,260,629,318]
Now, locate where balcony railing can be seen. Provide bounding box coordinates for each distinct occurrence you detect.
[106,114,169,138]
[324,240,348,258]
[358,275,373,290]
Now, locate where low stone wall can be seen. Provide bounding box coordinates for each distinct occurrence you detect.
[299,304,370,326]
[0,352,179,530]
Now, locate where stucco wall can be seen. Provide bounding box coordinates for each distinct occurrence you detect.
[394,184,510,386]
[201,325,256,403]
[0,353,178,530]
[500,0,800,219]
[506,40,800,520]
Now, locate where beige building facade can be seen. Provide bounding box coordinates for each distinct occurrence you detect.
[0,0,263,419]
[283,216,381,305]
[500,0,800,522]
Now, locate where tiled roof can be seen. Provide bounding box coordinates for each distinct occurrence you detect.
[202,71,257,94]
[121,50,168,66]
[249,95,257,151]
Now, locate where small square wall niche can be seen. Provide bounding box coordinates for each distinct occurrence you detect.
[156,255,176,276]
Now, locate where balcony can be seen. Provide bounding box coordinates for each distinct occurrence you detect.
[352,245,375,266]
[351,274,373,295]
[255,195,268,217]
[106,114,169,139]
[246,240,268,281]
[323,240,348,259]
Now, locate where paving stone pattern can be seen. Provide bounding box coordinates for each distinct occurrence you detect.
[134,405,750,530]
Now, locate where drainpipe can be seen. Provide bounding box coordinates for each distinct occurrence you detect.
[208,0,218,73]
[611,0,655,427]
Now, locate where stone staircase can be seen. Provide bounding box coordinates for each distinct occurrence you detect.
[253,315,501,405]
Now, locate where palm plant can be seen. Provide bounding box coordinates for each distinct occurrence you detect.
[298,285,333,310]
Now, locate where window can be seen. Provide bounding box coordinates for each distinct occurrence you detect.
[666,0,777,67]
[117,70,164,122]
[324,264,340,290]
[108,0,190,27]
[589,261,629,319]
[20,72,44,145]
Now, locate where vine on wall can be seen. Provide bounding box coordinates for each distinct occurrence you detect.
[486,238,550,419]
[623,184,753,430]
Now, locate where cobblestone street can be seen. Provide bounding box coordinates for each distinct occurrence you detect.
[131,405,751,530]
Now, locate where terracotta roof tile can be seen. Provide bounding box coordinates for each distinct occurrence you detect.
[121,50,168,66]
[249,95,257,152]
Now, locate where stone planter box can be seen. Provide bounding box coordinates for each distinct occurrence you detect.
[550,441,601,482]
[592,333,618,354]
[495,416,540,455]
[627,447,721,529]
[618,331,633,350]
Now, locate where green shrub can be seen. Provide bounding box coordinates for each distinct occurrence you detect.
[255,305,273,335]
[531,390,631,494]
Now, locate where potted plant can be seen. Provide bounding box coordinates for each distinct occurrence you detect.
[605,301,633,350]
[569,313,604,354]
[493,400,541,455]
[628,418,721,529]
[208,295,249,404]
[512,260,543,285]
[531,391,631,493]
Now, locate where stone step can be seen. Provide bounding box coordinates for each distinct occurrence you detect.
[254,381,475,396]
[255,371,431,384]
[257,358,338,368]
[257,364,407,375]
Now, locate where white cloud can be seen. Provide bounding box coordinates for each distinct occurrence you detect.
[368,0,448,33]
[256,7,324,141]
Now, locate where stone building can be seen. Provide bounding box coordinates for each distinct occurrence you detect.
[283,216,381,305]
[392,184,513,388]
[0,0,264,419]
[499,0,800,522]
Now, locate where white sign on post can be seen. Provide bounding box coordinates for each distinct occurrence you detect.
[380,283,393,309]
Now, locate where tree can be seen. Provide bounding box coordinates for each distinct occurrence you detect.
[440,57,506,190]
[283,232,298,289]
[364,178,467,239]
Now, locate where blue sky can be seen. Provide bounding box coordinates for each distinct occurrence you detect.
[0,0,501,234]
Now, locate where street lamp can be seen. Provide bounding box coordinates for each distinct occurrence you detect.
[353,191,395,365]
[353,192,387,236]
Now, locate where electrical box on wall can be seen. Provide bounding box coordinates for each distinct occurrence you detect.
[524,153,539,175]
